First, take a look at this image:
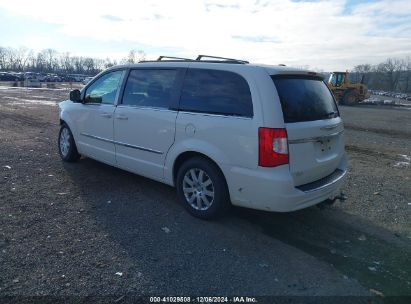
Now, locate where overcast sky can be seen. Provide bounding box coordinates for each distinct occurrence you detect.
[0,0,410,71]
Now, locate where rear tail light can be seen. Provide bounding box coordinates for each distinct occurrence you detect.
[258,128,289,167]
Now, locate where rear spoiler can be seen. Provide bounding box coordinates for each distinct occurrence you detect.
[271,74,324,81]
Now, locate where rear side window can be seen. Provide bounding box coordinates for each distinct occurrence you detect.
[122,69,179,108]
[272,75,338,123]
[180,69,253,117]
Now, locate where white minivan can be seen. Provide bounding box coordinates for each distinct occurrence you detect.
[58,55,347,219]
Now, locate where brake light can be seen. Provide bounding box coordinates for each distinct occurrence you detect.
[258,128,289,167]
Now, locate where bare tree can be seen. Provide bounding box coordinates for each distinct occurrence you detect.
[137,50,146,62]
[35,52,46,72]
[60,52,73,74]
[5,47,17,70]
[13,47,33,71]
[122,49,146,64]
[0,47,8,70]
[0,45,125,75]
[399,57,411,92]
[376,58,403,91]
[127,50,137,63]
[94,58,105,72]
[84,57,96,73]
[104,58,117,69]
[40,49,59,72]
[352,64,372,83]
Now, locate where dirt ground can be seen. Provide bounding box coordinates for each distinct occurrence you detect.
[0,86,410,301]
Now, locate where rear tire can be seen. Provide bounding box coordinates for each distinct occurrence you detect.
[342,90,358,105]
[58,123,80,162]
[176,157,230,219]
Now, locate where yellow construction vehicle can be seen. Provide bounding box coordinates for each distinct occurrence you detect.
[326,71,369,105]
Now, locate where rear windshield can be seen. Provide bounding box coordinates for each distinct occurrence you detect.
[272,75,338,123]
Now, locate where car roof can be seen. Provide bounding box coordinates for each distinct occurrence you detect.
[107,61,317,77]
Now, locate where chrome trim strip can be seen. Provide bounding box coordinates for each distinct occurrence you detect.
[81,132,113,144]
[289,130,344,144]
[80,132,163,155]
[300,169,347,193]
[116,105,177,113]
[115,140,163,154]
[178,111,253,120]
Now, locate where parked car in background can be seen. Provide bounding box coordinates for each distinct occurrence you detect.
[82,76,94,85]
[0,72,20,81]
[58,55,347,219]
[45,74,62,82]
[68,74,88,82]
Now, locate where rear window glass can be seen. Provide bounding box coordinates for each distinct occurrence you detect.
[272,75,338,123]
[180,69,253,117]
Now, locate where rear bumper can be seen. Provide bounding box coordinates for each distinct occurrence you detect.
[223,155,347,212]
[295,168,345,193]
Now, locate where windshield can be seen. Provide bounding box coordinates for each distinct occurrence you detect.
[329,73,345,87]
[272,75,339,123]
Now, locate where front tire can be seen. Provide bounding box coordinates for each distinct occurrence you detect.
[176,157,230,219]
[58,123,80,162]
[342,90,358,105]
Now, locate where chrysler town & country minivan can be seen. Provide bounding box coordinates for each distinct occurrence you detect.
[58,55,347,219]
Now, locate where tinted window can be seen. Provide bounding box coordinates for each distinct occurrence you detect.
[122,69,179,108]
[272,76,338,123]
[84,70,124,104]
[180,69,253,117]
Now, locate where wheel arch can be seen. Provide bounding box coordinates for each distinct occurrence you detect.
[172,151,229,192]
[59,111,78,142]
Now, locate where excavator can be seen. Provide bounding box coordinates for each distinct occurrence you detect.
[326,71,369,105]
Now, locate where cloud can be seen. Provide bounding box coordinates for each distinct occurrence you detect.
[232,35,281,43]
[0,0,410,70]
[101,15,124,22]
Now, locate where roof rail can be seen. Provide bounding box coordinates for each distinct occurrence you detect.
[139,55,249,64]
[196,55,249,64]
[157,56,193,61]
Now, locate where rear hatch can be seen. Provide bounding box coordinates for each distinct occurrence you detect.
[272,74,345,186]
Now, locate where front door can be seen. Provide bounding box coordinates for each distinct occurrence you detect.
[75,69,125,165]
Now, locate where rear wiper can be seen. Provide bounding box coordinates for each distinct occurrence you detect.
[321,111,338,118]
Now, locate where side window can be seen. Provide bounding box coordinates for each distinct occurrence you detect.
[84,70,124,104]
[180,69,253,117]
[122,69,179,108]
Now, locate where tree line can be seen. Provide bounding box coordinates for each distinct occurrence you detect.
[0,46,146,75]
[351,57,411,93]
[1,46,410,92]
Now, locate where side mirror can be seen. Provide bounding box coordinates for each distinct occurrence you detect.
[69,89,82,102]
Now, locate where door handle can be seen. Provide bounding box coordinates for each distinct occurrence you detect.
[100,113,112,118]
[116,115,128,120]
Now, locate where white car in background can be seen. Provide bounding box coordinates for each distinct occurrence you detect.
[58,55,347,219]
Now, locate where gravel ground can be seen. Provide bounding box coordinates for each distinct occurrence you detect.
[340,106,411,234]
[0,87,410,301]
